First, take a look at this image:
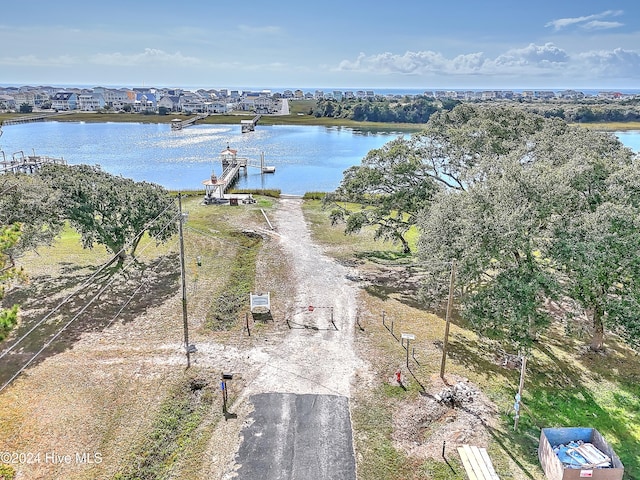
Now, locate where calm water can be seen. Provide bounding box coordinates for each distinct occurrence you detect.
[0,122,404,195]
[1,122,638,194]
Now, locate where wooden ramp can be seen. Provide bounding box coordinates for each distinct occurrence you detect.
[457,444,500,480]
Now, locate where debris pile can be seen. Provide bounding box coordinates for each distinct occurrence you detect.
[434,381,477,408]
[553,440,612,469]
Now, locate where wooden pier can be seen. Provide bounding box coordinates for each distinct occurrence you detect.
[202,147,273,204]
[171,113,209,130]
[1,151,66,174]
[241,114,261,133]
[2,111,74,126]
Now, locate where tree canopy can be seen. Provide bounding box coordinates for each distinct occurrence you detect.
[0,223,21,340]
[38,164,178,266]
[327,137,438,253]
[415,104,638,352]
[332,102,639,352]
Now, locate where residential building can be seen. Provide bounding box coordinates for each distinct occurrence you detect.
[78,92,106,111]
[51,92,78,110]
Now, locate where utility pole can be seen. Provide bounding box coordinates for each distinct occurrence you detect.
[440,260,456,380]
[178,194,190,368]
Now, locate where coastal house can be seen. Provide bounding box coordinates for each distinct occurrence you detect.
[254,95,274,113]
[0,94,16,110]
[13,90,49,108]
[205,101,228,113]
[179,94,207,113]
[158,95,181,112]
[51,92,78,110]
[133,92,156,112]
[97,88,135,110]
[78,92,106,111]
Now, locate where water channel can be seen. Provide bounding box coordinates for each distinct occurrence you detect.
[1,121,638,195]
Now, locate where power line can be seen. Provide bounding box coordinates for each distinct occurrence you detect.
[0,214,181,393]
[103,238,180,330]
[0,198,179,360]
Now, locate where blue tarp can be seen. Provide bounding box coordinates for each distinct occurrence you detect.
[554,441,590,468]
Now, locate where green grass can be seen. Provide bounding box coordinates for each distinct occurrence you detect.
[205,231,261,330]
[303,198,640,480]
[112,375,214,480]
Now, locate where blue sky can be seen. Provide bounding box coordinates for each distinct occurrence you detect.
[2,0,639,90]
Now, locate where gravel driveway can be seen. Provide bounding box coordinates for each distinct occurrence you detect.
[230,198,363,479]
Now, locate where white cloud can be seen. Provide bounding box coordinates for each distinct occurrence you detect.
[338,51,488,75]
[494,43,569,67]
[336,43,640,82]
[582,21,624,30]
[91,48,202,67]
[545,10,623,31]
[576,48,640,76]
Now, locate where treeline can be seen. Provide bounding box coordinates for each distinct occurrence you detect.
[532,104,640,123]
[310,95,640,124]
[311,96,460,124]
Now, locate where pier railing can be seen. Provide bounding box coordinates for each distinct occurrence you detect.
[0,153,66,174]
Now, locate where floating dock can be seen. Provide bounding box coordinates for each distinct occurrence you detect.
[171,113,209,130]
[241,114,261,133]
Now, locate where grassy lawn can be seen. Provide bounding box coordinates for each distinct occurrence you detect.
[302,199,640,480]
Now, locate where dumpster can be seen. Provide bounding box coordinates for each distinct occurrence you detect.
[538,427,624,480]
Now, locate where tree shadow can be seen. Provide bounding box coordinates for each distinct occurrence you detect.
[0,254,180,387]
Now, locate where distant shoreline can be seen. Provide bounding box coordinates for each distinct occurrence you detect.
[2,111,639,132]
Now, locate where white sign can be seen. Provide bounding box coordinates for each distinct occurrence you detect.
[250,292,271,313]
[401,333,416,340]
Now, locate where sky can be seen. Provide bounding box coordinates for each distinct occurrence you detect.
[2,0,640,91]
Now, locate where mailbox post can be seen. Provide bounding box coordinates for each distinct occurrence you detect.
[221,373,233,413]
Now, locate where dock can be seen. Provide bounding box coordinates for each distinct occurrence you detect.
[2,111,74,126]
[171,113,209,130]
[1,151,66,174]
[241,114,261,133]
[202,147,274,204]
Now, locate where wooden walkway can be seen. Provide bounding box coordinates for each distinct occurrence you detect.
[171,113,209,130]
[202,159,246,201]
[0,154,66,174]
[457,445,500,480]
[2,111,74,126]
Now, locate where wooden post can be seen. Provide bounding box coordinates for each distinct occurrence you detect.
[246,312,251,336]
[440,260,456,380]
[514,355,527,430]
[406,338,410,368]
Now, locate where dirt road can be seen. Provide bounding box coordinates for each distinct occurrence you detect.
[222,198,365,479]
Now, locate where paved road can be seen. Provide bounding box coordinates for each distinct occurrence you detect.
[234,393,356,480]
